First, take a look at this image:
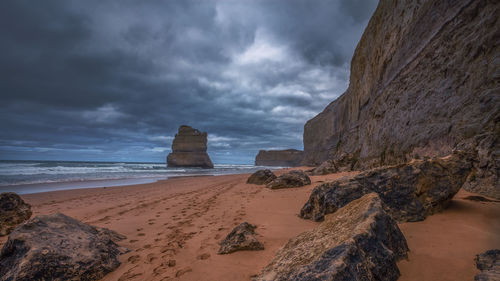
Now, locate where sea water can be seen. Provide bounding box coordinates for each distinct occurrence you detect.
[0,160,278,194]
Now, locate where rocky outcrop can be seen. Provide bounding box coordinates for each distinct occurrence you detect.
[310,153,358,175]
[218,222,264,254]
[256,193,408,281]
[302,0,499,198]
[0,192,32,236]
[167,125,214,168]
[255,149,304,167]
[247,169,277,185]
[474,249,500,281]
[300,152,471,222]
[0,213,127,281]
[266,170,311,189]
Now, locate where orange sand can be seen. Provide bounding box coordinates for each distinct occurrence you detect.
[1,169,498,280]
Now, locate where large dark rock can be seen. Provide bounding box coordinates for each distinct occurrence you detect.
[266,170,311,190]
[0,213,127,281]
[167,125,214,168]
[247,170,277,185]
[255,149,304,167]
[256,193,408,281]
[218,222,264,255]
[301,0,499,199]
[301,152,471,222]
[474,249,500,281]
[0,192,32,236]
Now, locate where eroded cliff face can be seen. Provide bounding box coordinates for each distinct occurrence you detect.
[303,0,499,197]
[167,125,214,168]
[255,149,304,167]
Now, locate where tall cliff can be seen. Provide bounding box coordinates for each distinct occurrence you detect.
[303,0,499,197]
[167,125,214,168]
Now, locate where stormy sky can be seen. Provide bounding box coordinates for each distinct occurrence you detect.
[0,0,377,164]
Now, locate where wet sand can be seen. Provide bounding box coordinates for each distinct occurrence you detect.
[1,169,498,280]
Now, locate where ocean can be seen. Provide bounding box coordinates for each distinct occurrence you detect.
[0,160,276,194]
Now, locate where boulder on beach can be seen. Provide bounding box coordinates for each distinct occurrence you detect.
[0,213,127,281]
[256,193,409,281]
[167,125,214,168]
[474,249,500,281]
[0,192,32,236]
[266,170,311,189]
[247,169,277,185]
[255,149,304,167]
[218,222,264,254]
[300,152,472,222]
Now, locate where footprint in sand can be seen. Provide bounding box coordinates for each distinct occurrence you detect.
[127,255,141,264]
[197,253,210,260]
[176,267,192,277]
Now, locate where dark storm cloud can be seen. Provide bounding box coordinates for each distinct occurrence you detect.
[0,0,377,163]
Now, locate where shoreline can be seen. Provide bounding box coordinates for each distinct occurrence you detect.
[1,169,498,280]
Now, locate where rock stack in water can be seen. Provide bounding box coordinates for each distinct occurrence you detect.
[167,125,214,168]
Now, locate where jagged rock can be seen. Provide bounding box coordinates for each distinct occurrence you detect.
[247,169,277,185]
[474,249,500,281]
[167,125,214,168]
[255,149,304,167]
[301,0,499,198]
[218,222,264,254]
[266,170,311,189]
[0,192,32,236]
[256,193,409,281]
[0,213,127,281]
[311,153,359,175]
[461,132,500,199]
[300,152,471,222]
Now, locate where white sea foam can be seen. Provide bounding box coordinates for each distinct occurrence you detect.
[0,160,279,191]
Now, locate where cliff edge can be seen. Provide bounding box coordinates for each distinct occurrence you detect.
[302,0,499,198]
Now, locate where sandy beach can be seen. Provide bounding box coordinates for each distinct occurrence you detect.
[1,168,498,281]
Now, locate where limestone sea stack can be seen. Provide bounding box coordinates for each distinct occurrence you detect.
[167,125,214,169]
[301,0,499,198]
[255,149,304,167]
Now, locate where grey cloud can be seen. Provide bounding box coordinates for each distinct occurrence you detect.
[0,0,377,163]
